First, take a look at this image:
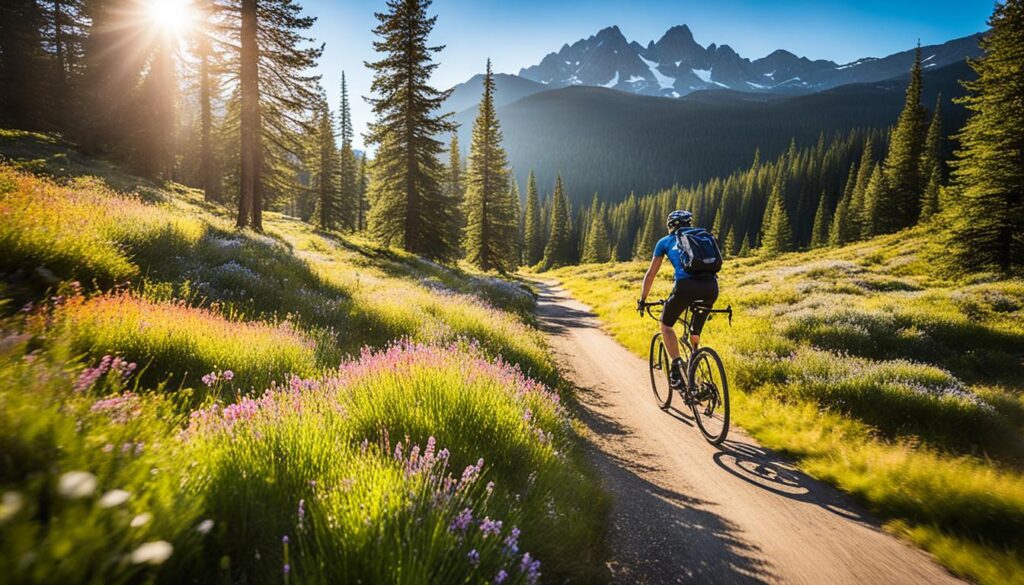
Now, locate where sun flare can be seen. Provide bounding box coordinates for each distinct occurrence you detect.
[146,0,195,35]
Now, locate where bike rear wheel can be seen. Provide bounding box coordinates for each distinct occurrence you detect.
[648,333,672,410]
[687,347,730,445]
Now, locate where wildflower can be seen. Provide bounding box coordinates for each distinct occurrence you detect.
[130,512,153,527]
[282,535,289,544]
[197,519,215,535]
[283,564,291,575]
[202,372,219,387]
[98,489,130,508]
[503,526,520,554]
[0,492,24,523]
[479,517,502,537]
[486,481,495,495]
[449,507,473,533]
[130,541,174,565]
[58,471,97,499]
[494,569,508,583]
[297,499,306,527]
[520,552,541,584]
[467,549,480,566]
[222,370,234,381]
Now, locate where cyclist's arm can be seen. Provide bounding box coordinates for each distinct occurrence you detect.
[640,255,663,302]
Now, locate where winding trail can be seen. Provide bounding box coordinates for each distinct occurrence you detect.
[534,281,962,585]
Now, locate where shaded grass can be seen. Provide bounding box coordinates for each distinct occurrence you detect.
[551,229,1024,585]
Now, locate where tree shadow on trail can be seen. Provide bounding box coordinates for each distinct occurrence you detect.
[713,440,869,526]
[570,381,777,584]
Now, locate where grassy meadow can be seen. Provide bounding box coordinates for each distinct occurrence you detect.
[551,230,1024,585]
[0,131,605,584]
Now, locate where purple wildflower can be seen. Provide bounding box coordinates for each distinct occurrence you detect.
[494,569,508,583]
[519,552,541,584]
[297,499,306,526]
[503,527,520,554]
[479,517,503,537]
[222,370,234,381]
[449,507,473,533]
[467,549,480,566]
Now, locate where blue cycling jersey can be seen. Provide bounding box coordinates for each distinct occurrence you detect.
[653,234,692,281]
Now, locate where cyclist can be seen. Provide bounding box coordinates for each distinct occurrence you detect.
[637,210,719,389]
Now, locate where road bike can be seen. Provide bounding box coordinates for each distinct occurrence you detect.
[640,299,732,445]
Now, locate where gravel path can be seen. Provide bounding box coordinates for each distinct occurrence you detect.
[534,280,962,585]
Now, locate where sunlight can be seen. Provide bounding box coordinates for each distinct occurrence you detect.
[146,0,195,35]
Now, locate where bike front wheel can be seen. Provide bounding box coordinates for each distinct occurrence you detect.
[648,333,672,410]
[687,347,730,445]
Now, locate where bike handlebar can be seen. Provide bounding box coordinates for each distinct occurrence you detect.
[639,299,733,325]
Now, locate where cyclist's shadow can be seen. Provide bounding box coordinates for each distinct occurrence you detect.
[712,440,867,524]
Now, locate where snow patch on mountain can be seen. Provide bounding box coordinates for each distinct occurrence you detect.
[640,56,675,90]
[603,71,620,88]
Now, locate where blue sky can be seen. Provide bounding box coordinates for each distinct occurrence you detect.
[304,0,995,150]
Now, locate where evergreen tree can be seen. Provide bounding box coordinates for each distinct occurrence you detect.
[508,176,523,265]
[633,201,660,260]
[948,0,1024,271]
[919,96,944,220]
[366,0,458,261]
[462,60,515,272]
[761,180,794,253]
[312,94,340,229]
[193,0,222,201]
[338,71,358,229]
[861,165,888,237]
[0,0,51,130]
[829,163,857,245]
[541,175,572,269]
[876,45,929,233]
[582,196,611,263]
[523,170,544,266]
[356,152,369,231]
[810,191,830,248]
[445,133,464,235]
[235,0,322,229]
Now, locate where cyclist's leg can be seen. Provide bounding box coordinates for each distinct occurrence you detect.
[688,277,720,349]
[660,280,687,361]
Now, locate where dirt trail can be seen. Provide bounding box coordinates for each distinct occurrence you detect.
[534,281,962,584]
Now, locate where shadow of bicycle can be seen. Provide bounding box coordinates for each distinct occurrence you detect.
[713,440,867,524]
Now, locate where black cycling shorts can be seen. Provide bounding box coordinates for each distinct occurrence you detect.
[661,277,719,335]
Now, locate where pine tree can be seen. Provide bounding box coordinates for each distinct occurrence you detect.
[523,170,544,266]
[338,71,358,230]
[462,60,515,272]
[235,0,322,229]
[876,44,929,233]
[810,192,830,248]
[312,94,340,229]
[861,165,888,237]
[193,0,222,201]
[829,163,857,245]
[582,196,611,263]
[356,152,369,231]
[948,0,1024,272]
[508,176,523,266]
[634,201,661,260]
[366,0,458,261]
[919,96,944,221]
[541,175,571,270]
[0,0,51,130]
[445,133,464,235]
[761,181,794,254]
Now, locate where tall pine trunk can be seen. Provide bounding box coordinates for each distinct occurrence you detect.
[238,0,261,229]
[199,39,217,201]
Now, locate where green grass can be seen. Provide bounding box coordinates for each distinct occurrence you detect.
[551,229,1024,585]
[0,133,605,584]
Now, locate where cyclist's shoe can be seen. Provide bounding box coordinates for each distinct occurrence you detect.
[668,358,685,389]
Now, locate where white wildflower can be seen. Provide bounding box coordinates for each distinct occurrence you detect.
[130,541,174,565]
[58,471,97,499]
[98,489,130,508]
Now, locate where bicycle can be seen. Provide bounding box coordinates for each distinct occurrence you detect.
[640,299,733,445]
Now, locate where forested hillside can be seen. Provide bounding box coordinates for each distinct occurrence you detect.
[461,61,972,204]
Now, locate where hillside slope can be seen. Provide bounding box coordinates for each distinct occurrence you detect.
[551,232,1024,584]
[0,132,607,584]
[458,61,973,203]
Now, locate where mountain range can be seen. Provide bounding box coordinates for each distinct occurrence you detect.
[516,24,982,97]
[442,25,985,204]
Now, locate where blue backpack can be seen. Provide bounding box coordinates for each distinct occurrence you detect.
[675,228,723,275]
